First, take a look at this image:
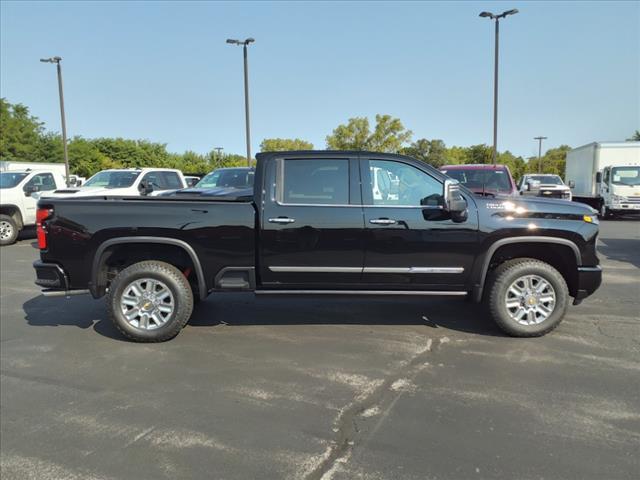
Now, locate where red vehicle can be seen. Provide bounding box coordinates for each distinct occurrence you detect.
[439,164,517,197]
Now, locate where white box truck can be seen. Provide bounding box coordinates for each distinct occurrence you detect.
[565,141,640,218]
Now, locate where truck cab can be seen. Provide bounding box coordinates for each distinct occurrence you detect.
[594,164,640,217]
[43,168,187,198]
[0,169,66,245]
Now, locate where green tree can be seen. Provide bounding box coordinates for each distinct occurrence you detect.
[326,114,412,152]
[402,138,448,167]
[466,144,494,164]
[260,138,313,152]
[524,145,571,177]
[444,146,468,165]
[0,98,48,162]
[627,130,640,141]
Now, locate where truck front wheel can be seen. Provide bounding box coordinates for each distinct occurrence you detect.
[487,259,568,337]
[107,260,194,342]
[0,214,19,246]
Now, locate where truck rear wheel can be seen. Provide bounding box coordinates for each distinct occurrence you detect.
[486,259,568,337]
[0,214,19,246]
[107,260,194,342]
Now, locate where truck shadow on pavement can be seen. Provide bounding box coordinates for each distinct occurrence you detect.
[187,294,505,337]
[23,293,505,340]
[22,294,123,340]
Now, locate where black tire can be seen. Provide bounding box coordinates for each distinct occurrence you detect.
[0,214,19,246]
[486,258,569,337]
[107,260,194,342]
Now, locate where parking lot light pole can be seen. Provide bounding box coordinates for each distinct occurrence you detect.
[226,38,255,167]
[479,9,519,165]
[40,56,71,186]
[214,147,224,167]
[534,136,547,173]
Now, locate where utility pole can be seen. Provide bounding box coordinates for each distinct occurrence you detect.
[214,147,224,168]
[40,56,70,186]
[479,9,519,165]
[534,136,547,173]
[226,38,255,167]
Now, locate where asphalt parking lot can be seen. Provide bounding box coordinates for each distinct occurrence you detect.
[1,219,639,480]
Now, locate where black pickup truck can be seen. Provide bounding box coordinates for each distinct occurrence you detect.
[33,151,602,342]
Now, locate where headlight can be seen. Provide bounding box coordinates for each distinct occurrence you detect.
[583,215,599,225]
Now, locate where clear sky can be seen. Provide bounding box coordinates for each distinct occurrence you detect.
[1,1,638,159]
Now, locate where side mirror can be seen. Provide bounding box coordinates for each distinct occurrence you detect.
[443,179,468,223]
[596,172,602,183]
[568,180,575,189]
[76,180,83,187]
[139,181,154,195]
[24,185,39,197]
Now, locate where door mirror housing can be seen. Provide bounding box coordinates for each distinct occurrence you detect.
[139,181,154,195]
[568,180,575,189]
[24,184,39,197]
[443,179,468,222]
[596,172,602,183]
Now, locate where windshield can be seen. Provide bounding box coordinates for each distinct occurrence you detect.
[611,166,640,186]
[441,168,512,193]
[0,172,29,189]
[196,169,254,189]
[526,175,564,185]
[83,171,140,188]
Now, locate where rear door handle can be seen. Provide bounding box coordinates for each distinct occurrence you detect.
[268,217,296,224]
[369,218,397,225]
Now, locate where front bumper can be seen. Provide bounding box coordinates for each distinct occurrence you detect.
[33,261,68,290]
[573,265,602,305]
[610,203,640,213]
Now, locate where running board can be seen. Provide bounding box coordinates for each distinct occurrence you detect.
[256,290,467,296]
[42,289,90,297]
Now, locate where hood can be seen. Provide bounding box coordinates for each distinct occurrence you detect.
[163,186,253,198]
[43,187,134,198]
[475,194,595,217]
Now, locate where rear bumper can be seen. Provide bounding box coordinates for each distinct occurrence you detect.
[573,265,602,305]
[33,261,68,290]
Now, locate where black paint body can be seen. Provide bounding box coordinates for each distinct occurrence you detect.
[35,151,602,303]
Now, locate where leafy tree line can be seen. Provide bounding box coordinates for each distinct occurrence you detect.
[4,98,633,180]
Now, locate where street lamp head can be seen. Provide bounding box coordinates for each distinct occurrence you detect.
[245,38,255,44]
[479,11,494,18]
[226,39,240,45]
[502,9,519,17]
[40,56,61,63]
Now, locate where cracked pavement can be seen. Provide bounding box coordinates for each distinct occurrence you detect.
[1,220,639,479]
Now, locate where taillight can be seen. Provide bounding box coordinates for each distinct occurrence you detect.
[36,208,54,250]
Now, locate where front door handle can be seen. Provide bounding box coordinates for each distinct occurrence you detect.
[369,218,397,225]
[268,217,296,224]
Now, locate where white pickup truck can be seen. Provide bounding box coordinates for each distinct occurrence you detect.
[43,168,187,199]
[0,169,67,245]
[517,174,572,201]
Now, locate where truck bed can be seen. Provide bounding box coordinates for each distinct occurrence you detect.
[39,196,256,293]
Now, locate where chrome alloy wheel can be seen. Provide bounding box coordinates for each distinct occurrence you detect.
[0,220,13,240]
[120,278,175,330]
[504,274,556,326]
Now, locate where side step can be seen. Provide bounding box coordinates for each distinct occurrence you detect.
[42,289,90,298]
[255,290,467,296]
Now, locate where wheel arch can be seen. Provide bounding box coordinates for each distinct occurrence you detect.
[473,237,582,302]
[91,237,207,300]
[0,204,24,229]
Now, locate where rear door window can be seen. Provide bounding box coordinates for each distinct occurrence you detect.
[280,159,349,205]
